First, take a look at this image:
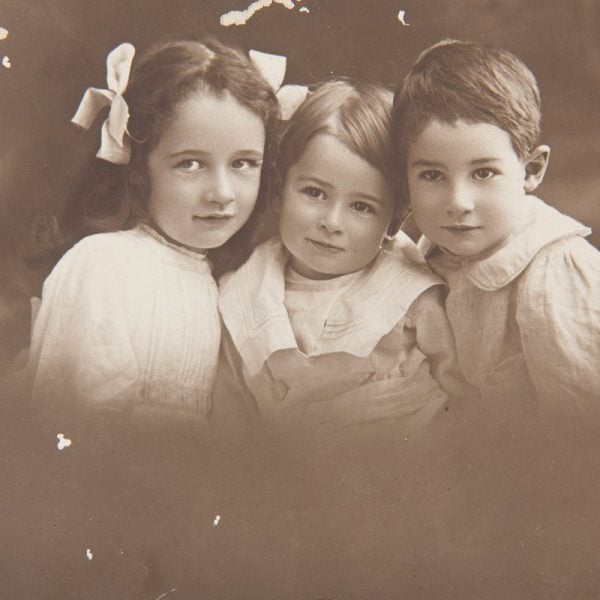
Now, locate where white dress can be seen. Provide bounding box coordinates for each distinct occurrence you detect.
[24,224,220,425]
[218,237,472,436]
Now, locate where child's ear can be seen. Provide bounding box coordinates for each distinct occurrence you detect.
[524,144,550,193]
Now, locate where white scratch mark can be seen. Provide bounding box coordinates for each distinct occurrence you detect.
[213,514,221,526]
[2,56,11,69]
[86,548,93,560]
[299,6,309,13]
[220,0,295,27]
[155,588,176,600]
[0,28,8,40]
[56,433,72,450]
[397,10,409,26]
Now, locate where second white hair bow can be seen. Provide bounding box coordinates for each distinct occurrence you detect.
[71,42,135,164]
[249,50,308,120]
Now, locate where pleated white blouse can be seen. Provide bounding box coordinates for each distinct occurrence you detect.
[25,223,220,424]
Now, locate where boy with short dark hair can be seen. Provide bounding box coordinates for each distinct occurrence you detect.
[392,39,600,410]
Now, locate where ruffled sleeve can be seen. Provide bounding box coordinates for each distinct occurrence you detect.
[406,286,477,399]
[517,237,600,412]
[27,235,139,417]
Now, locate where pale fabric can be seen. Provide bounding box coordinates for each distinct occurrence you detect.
[423,195,600,412]
[284,267,361,354]
[218,237,473,435]
[24,224,220,423]
[71,42,135,164]
[248,50,309,120]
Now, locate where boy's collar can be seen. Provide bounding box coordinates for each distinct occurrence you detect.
[422,196,591,291]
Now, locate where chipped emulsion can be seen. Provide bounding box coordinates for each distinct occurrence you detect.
[219,4,406,31]
[0,27,9,69]
[86,548,93,560]
[220,0,295,27]
[213,514,221,526]
[56,433,72,450]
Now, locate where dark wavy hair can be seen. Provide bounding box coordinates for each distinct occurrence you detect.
[65,37,280,275]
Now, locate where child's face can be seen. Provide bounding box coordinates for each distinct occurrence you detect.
[406,118,545,259]
[146,90,265,251]
[279,133,394,279]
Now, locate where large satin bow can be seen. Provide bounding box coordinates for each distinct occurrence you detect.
[249,50,308,120]
[71,43,135,164]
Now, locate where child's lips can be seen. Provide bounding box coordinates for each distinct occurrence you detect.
[193,213,235,225]
[441,224,481,235]
[306,238,345,253]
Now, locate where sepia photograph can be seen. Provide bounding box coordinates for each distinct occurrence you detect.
[1,1,599,598]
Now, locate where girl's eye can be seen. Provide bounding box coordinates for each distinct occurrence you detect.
[232,158,262,170]
[473,168,497,180]
[177,159,203,172]
[351,201,375,215]
[418,170,444,182]
[301,186,326,201]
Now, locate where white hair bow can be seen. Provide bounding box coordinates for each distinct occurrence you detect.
[71,42,135,164]
[249,50,308,120]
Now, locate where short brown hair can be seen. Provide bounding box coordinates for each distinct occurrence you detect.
[393,39,542,167]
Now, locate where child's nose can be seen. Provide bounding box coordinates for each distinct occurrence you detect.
[207,168,235,206]
[318,203,344,233]
[446,181,475,215]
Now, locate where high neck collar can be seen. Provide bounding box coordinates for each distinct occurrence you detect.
[136,222,211,265]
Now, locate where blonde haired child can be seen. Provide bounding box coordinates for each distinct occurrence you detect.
[218,79,472,437]
[393,39,600,411]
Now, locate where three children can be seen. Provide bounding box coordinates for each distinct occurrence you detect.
[12,36,600,437]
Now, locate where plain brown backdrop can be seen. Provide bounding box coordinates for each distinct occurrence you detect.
[0,3,599,598]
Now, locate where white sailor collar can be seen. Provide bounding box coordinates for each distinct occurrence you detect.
[219,236,442,376]
[421,196,591,292]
